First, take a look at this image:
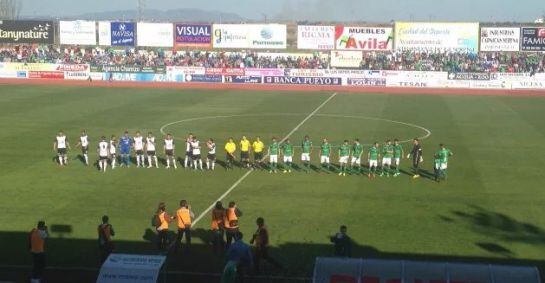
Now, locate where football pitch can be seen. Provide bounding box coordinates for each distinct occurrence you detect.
[1,84,545,281]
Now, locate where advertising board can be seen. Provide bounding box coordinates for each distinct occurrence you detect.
[480,27,520,51]
[213,24,286,49]
[330,50,363,68]
[59,20,97,45]
[0,20,54,44]
[264,76,341,85]
[297,25,335,50]
[395,22,479,53]
[175,23,212,47]
[521,27,545,51]
[335,26,393,50]
[136,22,173,47]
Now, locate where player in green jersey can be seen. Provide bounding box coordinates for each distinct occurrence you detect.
[436,143,453,181]
[319,138,332,172]
[281,138,294,173]
[433,150,441,182]
[392,139,404,177]
[351,139,364,174]
[368,142,380,178]
[268,137,280,173]
[301,135,313,173]
[338,140,351,176]
[380,140,394,177]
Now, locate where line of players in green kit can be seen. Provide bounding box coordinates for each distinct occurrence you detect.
[266,136,453,181]
[266,136,406,178]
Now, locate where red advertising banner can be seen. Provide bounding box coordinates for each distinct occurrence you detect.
[29,71,64,79]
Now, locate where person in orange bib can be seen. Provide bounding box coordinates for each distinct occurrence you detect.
[211,201,226,254]
[175,200,194,252]
[224,201,242,249]
[29,221,48,283]
[98,215,115,263]
[155,202,173,250]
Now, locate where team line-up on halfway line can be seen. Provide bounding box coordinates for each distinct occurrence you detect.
[53,129,454,181]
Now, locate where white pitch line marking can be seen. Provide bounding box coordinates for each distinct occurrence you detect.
[191,92,338,226]
[159,113,432,146]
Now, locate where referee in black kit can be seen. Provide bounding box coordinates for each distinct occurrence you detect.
[407,138,423,178]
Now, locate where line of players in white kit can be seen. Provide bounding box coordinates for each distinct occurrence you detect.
[53,130,215,172]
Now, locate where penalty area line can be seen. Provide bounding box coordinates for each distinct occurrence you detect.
[192,92,338,226]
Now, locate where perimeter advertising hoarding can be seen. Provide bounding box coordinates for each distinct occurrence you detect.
[137,22,173,47]
[213,24,286,49]
[480,27,520,51]
[335,26,393,51]
[297,25,335,50]
[521,27,545,51]
[395,22,479,53]
[59,20,97,45]
[175,23,212,48]
[0,20,54,44]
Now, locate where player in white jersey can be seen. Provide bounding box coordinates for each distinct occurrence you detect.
[146,132,159,168]
[133,131,145,168]
[206,138,216,170]
[75,130,89,166]
[184,133,194,168]
[191,136,203,170]
[53,130,70,166]
[97,136,109,172]
[109,135,117,169]
[164,134,177,169]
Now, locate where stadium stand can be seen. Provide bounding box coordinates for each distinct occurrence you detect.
[1,45,544,72]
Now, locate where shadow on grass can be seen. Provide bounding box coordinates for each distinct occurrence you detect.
[1,217,545,283]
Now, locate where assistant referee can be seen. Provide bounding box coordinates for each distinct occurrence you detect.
[225,138,237,169]
[252,136,265,169]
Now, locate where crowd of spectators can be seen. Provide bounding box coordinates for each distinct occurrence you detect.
[1,45,544,73]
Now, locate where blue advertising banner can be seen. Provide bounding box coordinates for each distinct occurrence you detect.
[105,73,167,82]
[175,24,212,47]
[225,75,262,84]
[264,76,341,85]
[111,22,135,46]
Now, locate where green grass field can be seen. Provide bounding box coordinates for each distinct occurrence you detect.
[1,84,545,282]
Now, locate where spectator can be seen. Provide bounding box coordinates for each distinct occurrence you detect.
[225,232,253,283]
[98,215,115,264]
[330,225,352,257]
[29,220,48,283]
[250,217,283,273]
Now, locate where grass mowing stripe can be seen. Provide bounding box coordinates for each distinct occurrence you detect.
[192,92,338,226]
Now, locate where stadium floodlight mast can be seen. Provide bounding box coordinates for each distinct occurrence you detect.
[137,0,146,21]
[0,0,21,19]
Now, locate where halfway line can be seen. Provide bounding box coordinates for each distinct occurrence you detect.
[192,92,338,225]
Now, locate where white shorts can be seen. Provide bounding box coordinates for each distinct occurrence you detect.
[301,153,310,161]
[369,160,378,167]
[351,157,361,164]
[320,156,330,163]
[283,156,293,163]
[270,155,278,163]
[440,163,448,170]
[339,156,349,164]
[394,158,400,165]
[382,158,392,166]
